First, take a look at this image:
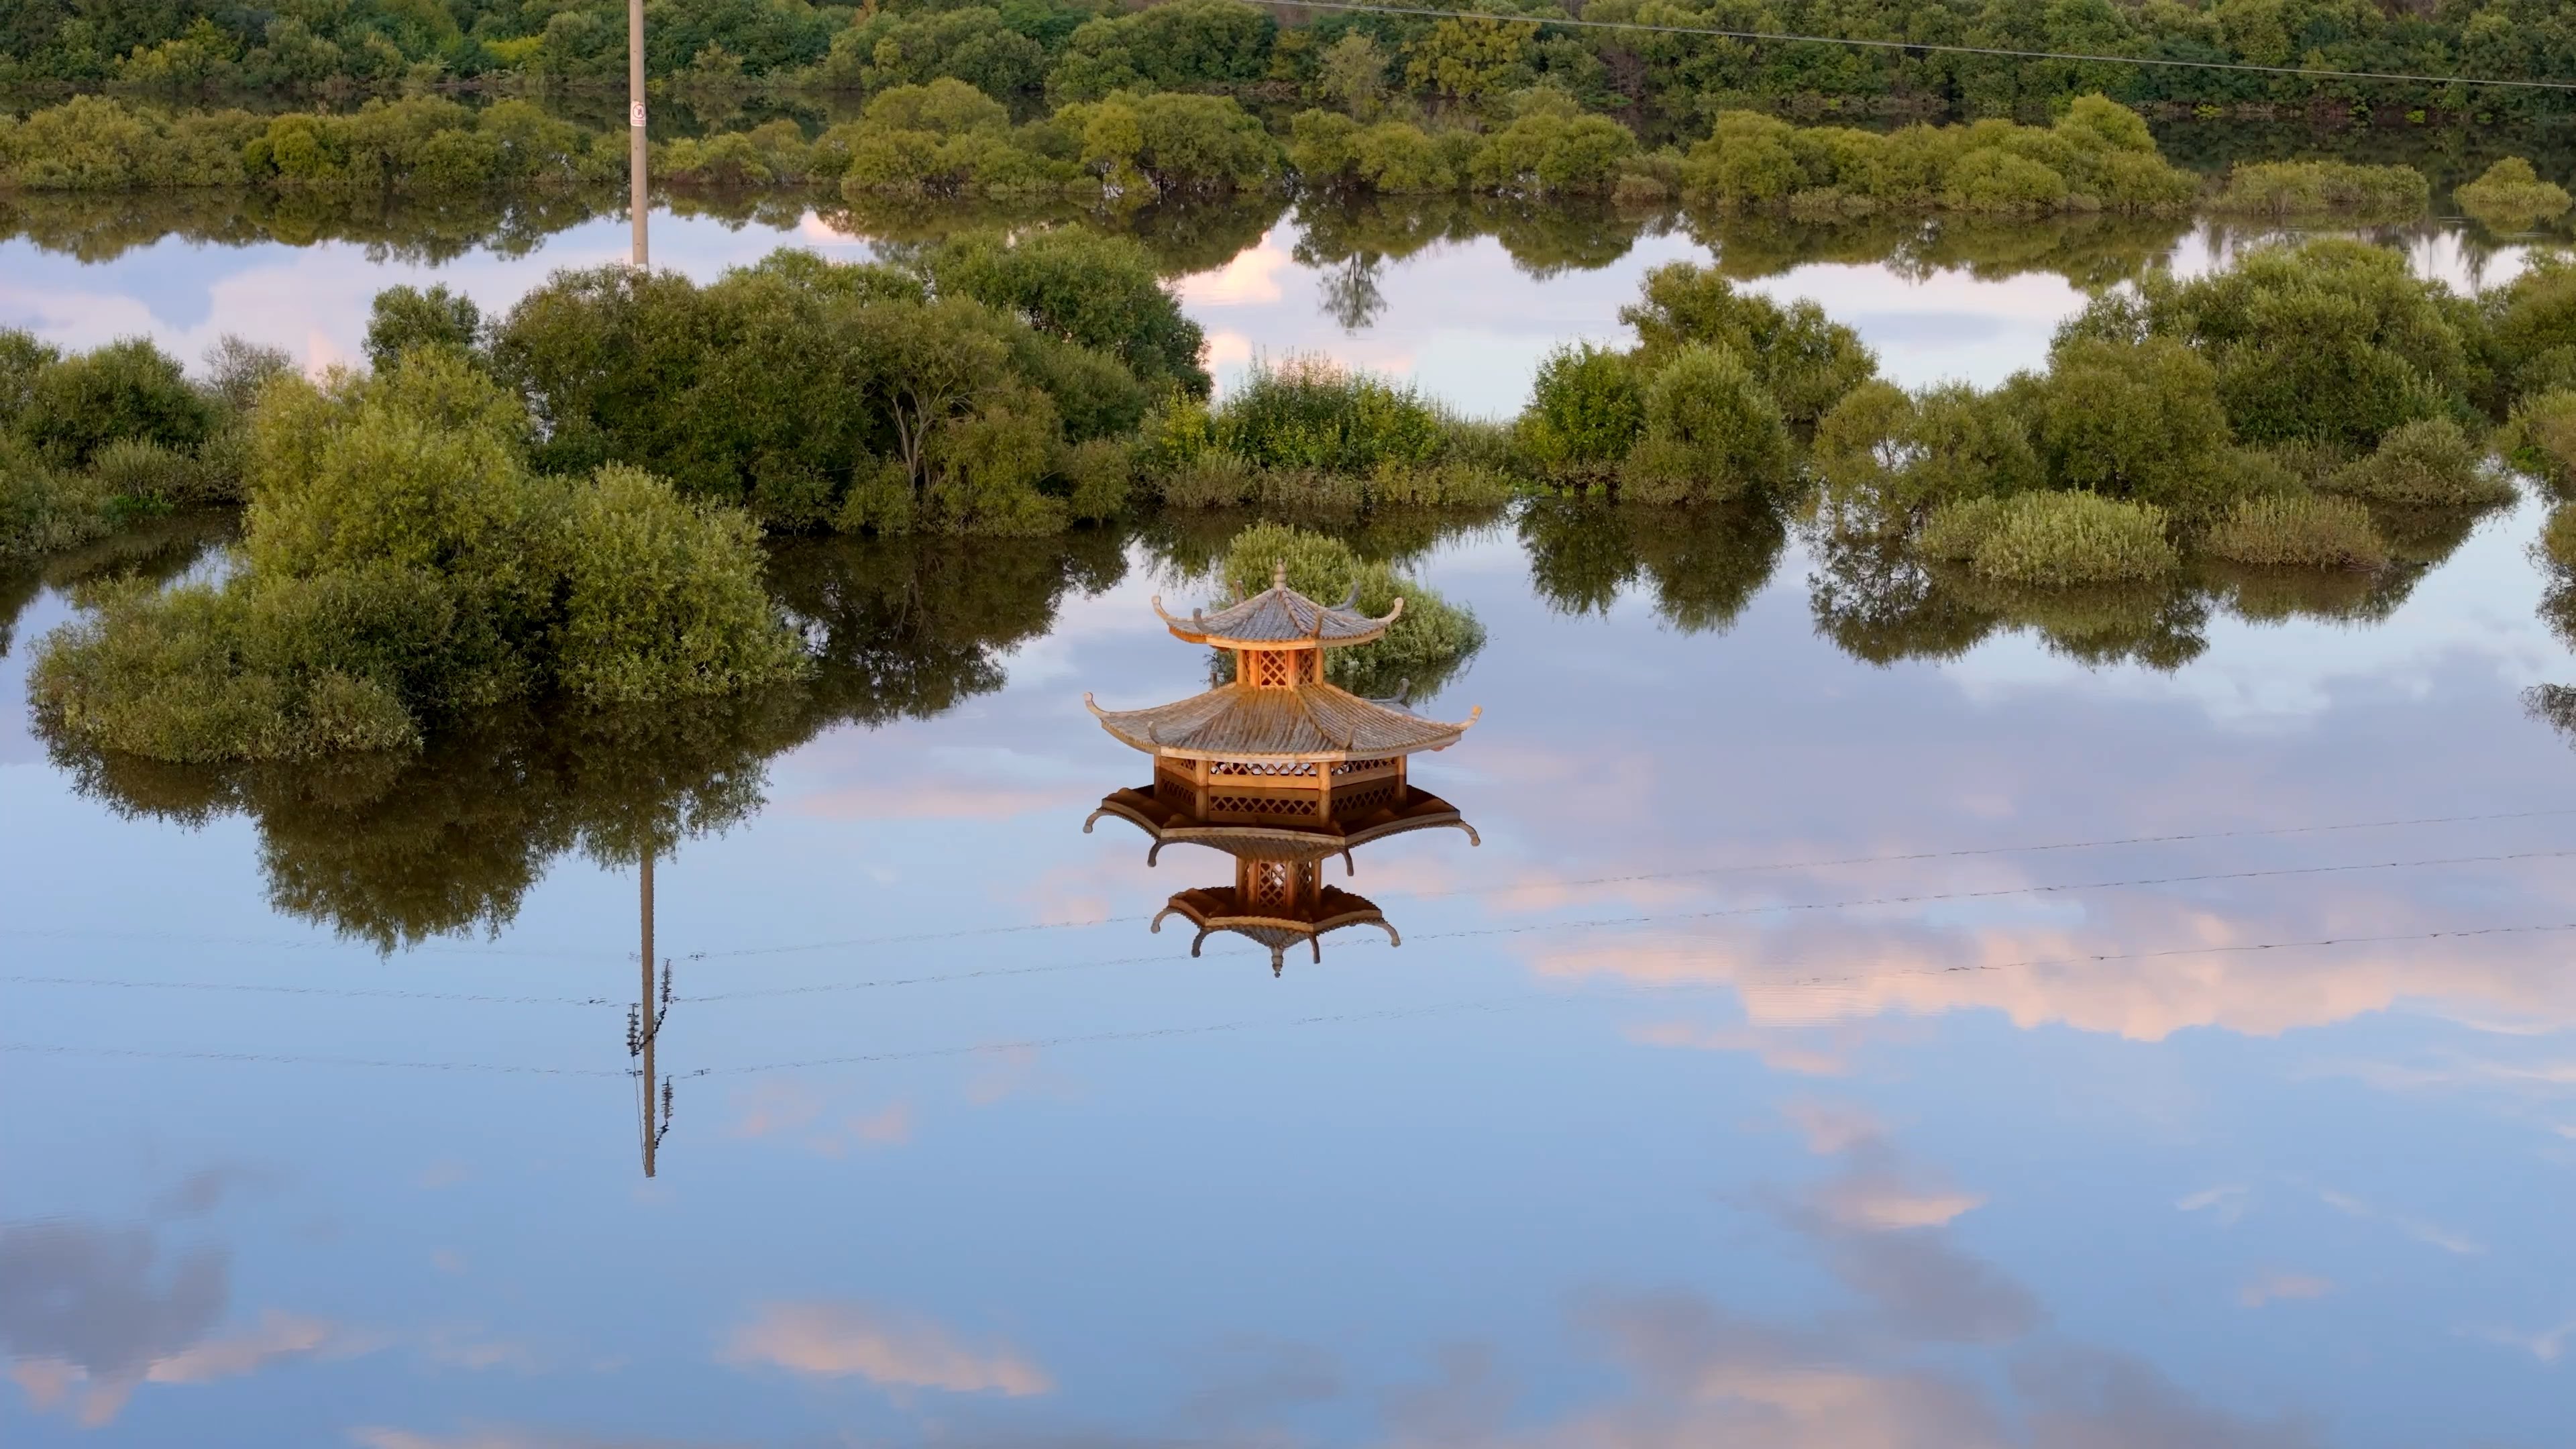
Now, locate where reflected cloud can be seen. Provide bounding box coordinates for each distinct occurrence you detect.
[2314,1189,2483,1256]
[0,1216,380,1427]
[1770,1105,2039,1344]
[2012,1346,2318,1448]
[2237,1273,2332,1308]
[2459,1318,2576,1362]
[726,1082,914,1157]
[720,1302,1051,1396]
[352,1429,737,1449]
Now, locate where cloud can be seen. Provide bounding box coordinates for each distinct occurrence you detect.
[1627,1021,1852,1077]
[1173,239,1292,307]
[2315,1189,2483,1256]
[0,1220,227,1425]
[146,1310,381,1383]
[352,1428,734,1449]
[2459,1318,2576,1362]
[152,1164,276,1219]
[1781,1099,1885,1156]
[1550,1293,2015,1449]
[727,1082,914,1157]
[2012,1346,2320,1449]
[1766,1104,2040,1345]
[720,1301,1052,1396]
[2236,1273,2332,1308]
[1177,1336,1343,1431]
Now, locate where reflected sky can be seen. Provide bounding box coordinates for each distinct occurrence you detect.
[7,494,2576,1444]
[0,203,2536,418]
[5,204,2576,1446]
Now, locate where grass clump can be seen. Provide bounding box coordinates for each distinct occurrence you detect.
[1921,492,2178,586]
[2322,417,2514,508]
[2455,158,2573,232]
[2212,161,2429,217]
[1217,521,1485,698]
[2198,494,2389,570]
[31,350,805,764]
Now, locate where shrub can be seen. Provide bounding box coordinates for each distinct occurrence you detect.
[30,351,805,763]
[2019,336,2236,518]
[15,336,215,470]
[552,463,807,702]
[2455,158,2572,231]
[1622,345,1793,505]
[928,227,1210,396]
[365,284,484,368]
[2198,494,2389,570]
[2324,417,2514,508]
[1619,263,1876,424]
[2069,239,2471,452]
[491,252,1119,534]
[0,330,62,425]
[1814,380,2039,533]
[1,439,115,559]
[2487,252,2576,402]
[87,437,196,503]
[1216,521,1484,698]
[2505,389,2576,498]
[2544,502,2576,570]
[2212,161,2429,217]
[1062,437,1134,522]
[1924,491,2178,586]
[1155,451,1253,509]
[1516,343,1643,484]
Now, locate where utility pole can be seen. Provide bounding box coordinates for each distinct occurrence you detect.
[633,851,670,1178]
[628,0,648,268]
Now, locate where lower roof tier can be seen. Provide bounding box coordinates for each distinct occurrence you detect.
[1085,682,1478,763]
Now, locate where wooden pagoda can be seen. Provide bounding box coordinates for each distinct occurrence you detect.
[1083,565,1481,972]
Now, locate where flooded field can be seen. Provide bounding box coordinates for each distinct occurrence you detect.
[5,185,2575,1446]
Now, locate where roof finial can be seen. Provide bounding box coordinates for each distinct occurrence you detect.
[1272,561,1287,592]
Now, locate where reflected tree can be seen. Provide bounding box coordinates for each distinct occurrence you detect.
[1519,496,1789,634]
[43,529,1136,951]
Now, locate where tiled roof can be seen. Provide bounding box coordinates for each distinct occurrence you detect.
[1152,566,1401,648]
[1085,683,1477,761]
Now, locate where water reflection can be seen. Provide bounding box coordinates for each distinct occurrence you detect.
[1082,564,1481,973]
[1805,513,2469,672]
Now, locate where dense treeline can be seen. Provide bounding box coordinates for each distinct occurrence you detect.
[9,88,2552,233]
[7,0,2576,121]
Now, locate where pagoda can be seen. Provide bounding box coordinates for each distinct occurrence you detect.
[1083,565,1481,972]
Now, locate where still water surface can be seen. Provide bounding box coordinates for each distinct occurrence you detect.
[4,197,2576,1446]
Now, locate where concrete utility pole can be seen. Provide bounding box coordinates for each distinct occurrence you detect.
[639,850,658,1177]
[628,0,648,268]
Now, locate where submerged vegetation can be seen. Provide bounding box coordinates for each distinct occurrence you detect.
[1215,521,1485,698]
[19,172,2576,769]
[32,350,804,763]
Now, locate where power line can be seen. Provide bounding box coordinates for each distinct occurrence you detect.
[3,805,2563,967]
[1252,0,2576,93]
[0,975,614,1006]
[680,806,2576,962]
[7,841,2563,1008]
[15,916,2555,1080]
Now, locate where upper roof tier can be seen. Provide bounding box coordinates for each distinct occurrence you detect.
[1153,564,1403,651]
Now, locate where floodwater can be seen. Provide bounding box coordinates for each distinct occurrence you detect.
[6,192,2576,1447]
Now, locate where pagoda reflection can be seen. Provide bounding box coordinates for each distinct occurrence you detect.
[1084,565,1481,973]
